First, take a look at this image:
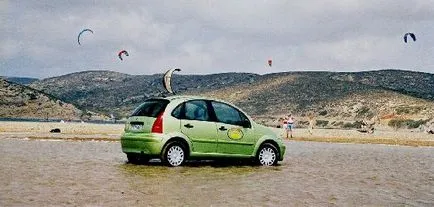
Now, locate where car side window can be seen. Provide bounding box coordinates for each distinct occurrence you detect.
[211,101,250,127]
[184,100,210,121]
[171,103,183,119]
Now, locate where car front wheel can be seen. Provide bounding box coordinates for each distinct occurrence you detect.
[162,141,186,167]
[256,143,279,166]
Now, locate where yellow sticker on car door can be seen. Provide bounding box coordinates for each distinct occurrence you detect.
[227,128,244,140]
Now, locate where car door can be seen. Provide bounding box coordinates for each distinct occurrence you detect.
[178,100,217,153]
[211,101,256,155]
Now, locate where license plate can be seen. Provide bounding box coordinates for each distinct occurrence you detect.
[131,124,143,131]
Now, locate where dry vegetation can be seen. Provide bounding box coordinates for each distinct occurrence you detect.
[195,75,298,103]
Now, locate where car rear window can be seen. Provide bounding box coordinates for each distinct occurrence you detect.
[131,99,169,117]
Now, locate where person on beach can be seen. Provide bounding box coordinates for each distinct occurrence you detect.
[285,114,295,139]
[278,117,287,137]
[307,112,316,135]
[277,117,284,128]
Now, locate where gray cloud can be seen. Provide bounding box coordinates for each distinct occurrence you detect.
[1,0,434,78]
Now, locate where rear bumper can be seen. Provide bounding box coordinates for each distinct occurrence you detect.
[121,133,164,156]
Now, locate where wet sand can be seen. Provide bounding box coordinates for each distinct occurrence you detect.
[0,138,433,206]
[273,128,434,147]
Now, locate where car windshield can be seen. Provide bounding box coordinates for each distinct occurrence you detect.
[131,99,169,117]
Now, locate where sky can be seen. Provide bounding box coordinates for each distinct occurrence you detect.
[1,0,434,79]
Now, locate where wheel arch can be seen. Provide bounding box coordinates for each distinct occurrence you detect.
[161,136,191,158]
[253,137,281,158]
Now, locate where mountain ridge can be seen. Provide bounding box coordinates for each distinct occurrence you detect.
[1,69,432,129]
[25,69,434,125]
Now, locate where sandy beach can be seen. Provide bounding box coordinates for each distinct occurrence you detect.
[0,121,124,141]
[272,127,434,147]
[0,121,433,146]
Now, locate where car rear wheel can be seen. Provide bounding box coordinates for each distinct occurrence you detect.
[256,143,278,166]
[162,141,186,167]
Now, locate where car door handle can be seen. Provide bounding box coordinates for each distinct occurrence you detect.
[219,126,227,131]
[184,123,194,128]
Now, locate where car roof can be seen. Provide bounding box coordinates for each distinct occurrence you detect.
[145,95,251,119]
[149,95,229,104]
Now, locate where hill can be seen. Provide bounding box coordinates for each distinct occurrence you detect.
[331,70,434,100]
[3,77,39,85]
[29,70,257,117]
[0,78,83,120]
[187,71,434,127]
[28,69,434,127]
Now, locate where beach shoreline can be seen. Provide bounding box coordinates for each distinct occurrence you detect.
[1,121,433,147]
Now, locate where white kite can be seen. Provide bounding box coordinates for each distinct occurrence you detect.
[163,68,181,94]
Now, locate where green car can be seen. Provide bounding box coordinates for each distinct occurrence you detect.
[121,95,286,167]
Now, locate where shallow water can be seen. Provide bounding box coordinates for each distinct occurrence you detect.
[0,139,433,206]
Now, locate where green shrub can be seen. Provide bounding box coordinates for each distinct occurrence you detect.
[297,120,309,127]
[395,106,423,115]
[388,119,406,129]
[343,121,363,129]
[356,106,373,118]
[319,110,327,116]
[333,121,344,127]
[388,119,430,129]
[396,107,410,115]
[27,93,38,100]
[316,120,329,127]
[406,120,425,129]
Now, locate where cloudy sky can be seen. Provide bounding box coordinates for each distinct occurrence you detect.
[1,0,434,78]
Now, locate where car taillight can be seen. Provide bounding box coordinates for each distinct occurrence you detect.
[151,112,164,133]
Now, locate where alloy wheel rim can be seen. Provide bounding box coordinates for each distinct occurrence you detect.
[259,147,276,166]
[167,146,184,166]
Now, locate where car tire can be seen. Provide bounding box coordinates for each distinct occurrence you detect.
[162,141,186,167]
[256,143,279,166]
[127,153,149,164]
